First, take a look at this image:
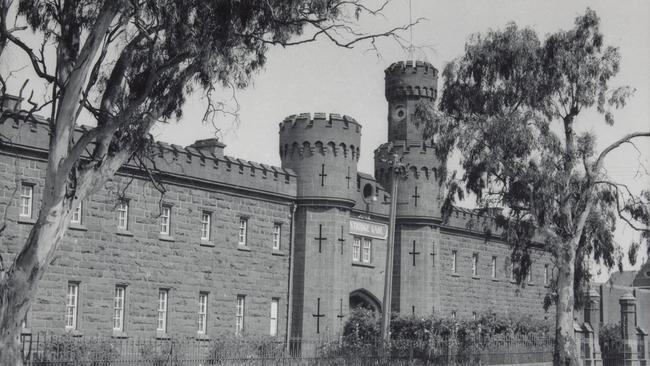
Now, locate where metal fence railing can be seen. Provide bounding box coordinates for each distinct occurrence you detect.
[20,332,555,366]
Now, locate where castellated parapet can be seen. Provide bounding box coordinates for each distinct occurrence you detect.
[385,61,438,101]
[279,113,361,206]
[0,109,296,198]
[374,140,444,220]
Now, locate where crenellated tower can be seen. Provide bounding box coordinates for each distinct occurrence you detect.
[279,113,361,205]
[374,60,444,316]
[375,61,443,219]
[279,113,366,340]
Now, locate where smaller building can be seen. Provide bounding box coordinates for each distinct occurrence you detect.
[595,261,650,332]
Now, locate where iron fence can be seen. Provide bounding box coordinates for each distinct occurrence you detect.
[20,332,554,366]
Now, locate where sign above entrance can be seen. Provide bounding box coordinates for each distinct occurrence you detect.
[349,218,388,240]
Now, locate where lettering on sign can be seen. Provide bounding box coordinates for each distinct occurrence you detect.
[349,218,388,240]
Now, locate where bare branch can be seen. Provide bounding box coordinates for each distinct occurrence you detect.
[593,131,650,173]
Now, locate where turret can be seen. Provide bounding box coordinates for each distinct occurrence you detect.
[279,113,361,206]
[384,60,438,143]
[375,61,443,220]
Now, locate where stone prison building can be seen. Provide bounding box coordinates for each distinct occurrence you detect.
[0,60,553,340]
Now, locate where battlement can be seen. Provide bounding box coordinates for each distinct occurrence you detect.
[279,113,361,134]
[0,104,297,199]
[279,112,362,162]
[385,60,438,75]
[385,60,438,101]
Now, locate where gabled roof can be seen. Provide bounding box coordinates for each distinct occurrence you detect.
[633,261,650,288]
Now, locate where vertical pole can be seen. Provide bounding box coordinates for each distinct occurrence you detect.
[381,155,399,343]
[285,204,297,352]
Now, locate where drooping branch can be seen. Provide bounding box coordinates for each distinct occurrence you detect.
[593,180,650,233]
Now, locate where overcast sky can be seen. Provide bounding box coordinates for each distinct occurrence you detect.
[3,0,649,280]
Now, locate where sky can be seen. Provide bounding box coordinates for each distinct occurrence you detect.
[2,0,649,280]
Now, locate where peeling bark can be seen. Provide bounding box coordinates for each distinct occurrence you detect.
[0,197,73,366]
[553,239,579,366]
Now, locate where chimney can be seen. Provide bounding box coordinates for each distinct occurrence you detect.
[189,138,226,158]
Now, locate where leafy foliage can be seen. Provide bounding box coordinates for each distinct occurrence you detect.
[32,335,119,366]
[336,309,553,363]
[428,8,649,304]
[419,9,649,362]
[599,322,624,356]
[343,308,553,342]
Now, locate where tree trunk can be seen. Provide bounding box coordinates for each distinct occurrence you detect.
[0,198,72,366]
[554,241,579,366]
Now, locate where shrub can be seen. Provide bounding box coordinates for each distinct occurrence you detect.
[335,308,553,363]
[206,334,285,363]
[599,323,623,356]
[32,335,119,366]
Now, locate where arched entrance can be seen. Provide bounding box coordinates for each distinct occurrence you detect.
[349,289,382,312]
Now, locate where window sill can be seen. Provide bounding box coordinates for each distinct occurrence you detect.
[509,279,517,284]
[200,240,215,247]
[472,275,481,280]
[156,331,170,340]
[159,235,175,242]
[237,246,251,252]
[195,333,210,341]
[352,261,374,268]
[450,273,460,277]
[116,230,134,237]
[271,250,286,256]
[65,328,83,337]
[21,328,32,335]
[69,224,87,231]
[490,278,499,282]
[112,330,128,338]
[18,216,36,225]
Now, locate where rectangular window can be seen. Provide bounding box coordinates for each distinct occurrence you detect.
[270,298,279,336]
[238,218,248,246]
[71,202,82,224]
[451,251,457,273]
[236,295,245,335]
[472,312,477,320]
[451,311,456,319]
[113,286,126,331]
[198,292,208,334]
[65,282,79,330]
[160,205,171,235]
[157,289,168,333]
[528,268,533,283]
[117,201,129,230]
[491,256,497,278]
[201,212,211,241]
[544,264,549,285]
[20,184,33,218]
[362,238,372,263]
[472,253,478,276]
[352,237,361,262]
[272,224,281,250]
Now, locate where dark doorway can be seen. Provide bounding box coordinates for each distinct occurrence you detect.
[349,289,382,312]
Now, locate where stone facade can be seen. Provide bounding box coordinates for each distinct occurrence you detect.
[0,60,553,341]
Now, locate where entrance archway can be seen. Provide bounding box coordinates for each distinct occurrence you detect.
[349,289,382,312]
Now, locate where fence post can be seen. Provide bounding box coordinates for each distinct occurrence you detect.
[620,291,639,366]
[584,288,602,365]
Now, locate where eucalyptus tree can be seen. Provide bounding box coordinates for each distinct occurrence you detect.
[0,1,414,364]
[421,9,650,365]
